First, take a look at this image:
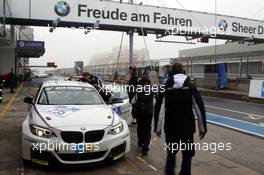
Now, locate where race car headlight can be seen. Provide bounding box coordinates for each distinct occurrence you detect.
[108,122,124,135]
[29,124,56,138]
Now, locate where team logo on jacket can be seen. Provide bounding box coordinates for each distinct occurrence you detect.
[55,1,70,17]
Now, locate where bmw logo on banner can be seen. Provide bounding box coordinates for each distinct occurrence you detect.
[218,19,228,31]
[18,41,25,48]
[55,1,70,17]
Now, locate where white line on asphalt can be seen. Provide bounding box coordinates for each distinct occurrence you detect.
[136,156,158,172]
[136,156,145,163]
[204,96,264,106]
[247,115,257,120]
[149,165,158,171]
[207,120,264,138]
[205,105,264,118]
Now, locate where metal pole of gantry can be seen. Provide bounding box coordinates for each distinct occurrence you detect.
[239,56,242,78]
[3,0,6,25]
[3,0,6,27]
[128,0,134,67]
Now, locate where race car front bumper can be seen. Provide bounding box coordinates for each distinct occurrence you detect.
[22,119,130,165]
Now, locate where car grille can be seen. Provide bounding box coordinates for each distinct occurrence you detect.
[61,131,83,143]
[85,130,105,142]
[57,151,107,161]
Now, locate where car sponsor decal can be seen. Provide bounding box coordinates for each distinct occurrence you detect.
[34,105,52,128]
[112,106,122,116]
[44,106,80,118]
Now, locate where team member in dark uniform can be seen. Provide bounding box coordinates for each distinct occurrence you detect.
[78,72,91,83]
[134,74,154,155]
[127,66,138,125]
[154,63,207,175]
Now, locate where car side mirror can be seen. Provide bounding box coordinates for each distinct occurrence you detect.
[111,98,123,104]
[24,97,34,104]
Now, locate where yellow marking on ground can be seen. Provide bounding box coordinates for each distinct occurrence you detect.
[0,82,24,118]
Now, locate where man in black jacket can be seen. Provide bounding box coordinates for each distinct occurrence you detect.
[127,66,138,125]
[154,63,207,175]
[134,74,154,155]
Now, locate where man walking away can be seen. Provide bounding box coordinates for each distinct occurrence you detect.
[134,74,154,155]
[154,63,207,175]
[127,66,138,125]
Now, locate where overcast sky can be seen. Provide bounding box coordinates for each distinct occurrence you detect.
[30,0,264,69]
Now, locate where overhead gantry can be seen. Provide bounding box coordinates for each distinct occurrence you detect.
[1,0,264,44]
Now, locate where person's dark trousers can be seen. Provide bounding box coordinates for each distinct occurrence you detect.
[10,85,14,93]
[131,104,137,119]
[136,106,153,149]
[9,80,15,93]
[165,135,195,175]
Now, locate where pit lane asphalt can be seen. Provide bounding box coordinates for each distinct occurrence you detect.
[0,78,264,175]
[204,96,264,125]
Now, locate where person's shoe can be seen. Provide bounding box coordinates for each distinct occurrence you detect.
[141,150,148,156]
[141,147,149,156]
[132,118,137,125]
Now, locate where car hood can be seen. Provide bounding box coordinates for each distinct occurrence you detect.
[33,105,115,128]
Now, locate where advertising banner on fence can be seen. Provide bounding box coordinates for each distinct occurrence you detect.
[249,80,264,99]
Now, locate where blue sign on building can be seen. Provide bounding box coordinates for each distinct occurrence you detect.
[261,82,264,97]
[17,40,44,49]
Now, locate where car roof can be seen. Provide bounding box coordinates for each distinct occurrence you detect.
[41,80,94,88]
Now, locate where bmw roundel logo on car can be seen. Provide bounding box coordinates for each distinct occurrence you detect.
[218,19,228,31]
[54,1,70,17]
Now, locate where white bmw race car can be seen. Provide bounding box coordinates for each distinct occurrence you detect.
[22,80,130,165]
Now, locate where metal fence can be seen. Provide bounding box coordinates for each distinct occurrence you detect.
[85,57,264,80]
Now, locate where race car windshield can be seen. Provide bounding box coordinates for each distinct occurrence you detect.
[37,86,104,105]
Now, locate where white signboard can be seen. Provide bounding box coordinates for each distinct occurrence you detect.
[249,80,264,99]
[3,0,264,40]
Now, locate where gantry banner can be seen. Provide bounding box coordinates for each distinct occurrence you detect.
[2,0,264,40]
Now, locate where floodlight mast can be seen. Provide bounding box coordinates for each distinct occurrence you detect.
[2,0,6,37]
